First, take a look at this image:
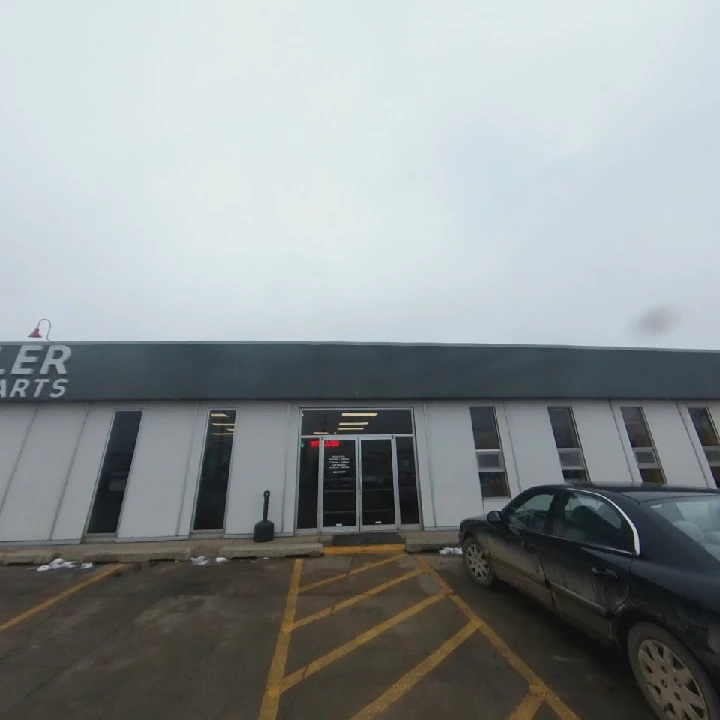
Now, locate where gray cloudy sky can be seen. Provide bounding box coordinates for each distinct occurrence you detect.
[1,1,719,348]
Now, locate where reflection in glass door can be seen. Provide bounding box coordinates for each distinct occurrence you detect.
[321,439,358,530]
[360,439,397,528]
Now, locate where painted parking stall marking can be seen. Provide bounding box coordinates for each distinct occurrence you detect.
[261,552,583,720]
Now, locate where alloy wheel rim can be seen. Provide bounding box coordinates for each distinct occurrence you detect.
[637,639,709,720]
[465,544,490,581]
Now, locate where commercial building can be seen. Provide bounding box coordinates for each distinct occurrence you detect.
[0,341,719,546]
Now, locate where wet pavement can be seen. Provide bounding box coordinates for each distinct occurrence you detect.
[0,552,654,720]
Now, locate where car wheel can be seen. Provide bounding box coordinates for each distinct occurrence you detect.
[462,537,495,588]
[628,622,720,720]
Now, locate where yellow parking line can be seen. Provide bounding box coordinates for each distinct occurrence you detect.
[300,555,401,593]
[350,621,478,720]
[291,569,421,630]
[324,545,406,555]
[0,563,124,634]
[282,591,448,692]
[508,687,546,720]
[259,559,303,720]
[415,556,581,720]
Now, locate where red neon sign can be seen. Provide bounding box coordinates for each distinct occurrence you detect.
[309,439,341,448]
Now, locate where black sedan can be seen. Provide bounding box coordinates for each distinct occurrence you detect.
[459,484,720,720]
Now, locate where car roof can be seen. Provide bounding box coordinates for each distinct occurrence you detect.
[537,484,720,503]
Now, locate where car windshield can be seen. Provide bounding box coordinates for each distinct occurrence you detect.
[647,495,720,560]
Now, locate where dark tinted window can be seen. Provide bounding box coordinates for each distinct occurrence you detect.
[296,440,320,529]
[193,411,236,531]
[301,409,413,435]
[470,407,501,449]
[689,407,720,447]
[548,407,580,448]
[87,411,142,535]
[396,437,420,525]
[552,492,634,552]
[621,407,653,448]
[505,491,555,533]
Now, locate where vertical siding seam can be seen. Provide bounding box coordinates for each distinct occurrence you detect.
[0,406,37,522]
[502,402,523,495]
[422,402,437,527]
[176,403,200,537]
[49,404,90,540]
[279,403,291,534]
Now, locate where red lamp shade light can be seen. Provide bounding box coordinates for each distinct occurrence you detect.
[28,318,52,340]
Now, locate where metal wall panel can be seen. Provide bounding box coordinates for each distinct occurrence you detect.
[0,405,35,531]
[504,402,564,489]
[224,403,290,535]
[117,404,198,540]
[571,401,635,485]
[51,405,115,541]
[642,402,710,488]
[0,405,87,542]
[422,402,482,527]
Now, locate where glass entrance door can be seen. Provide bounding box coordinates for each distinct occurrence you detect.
[321,438,358,530]
[360,438,398,529]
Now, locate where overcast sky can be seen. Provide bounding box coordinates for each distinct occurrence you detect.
[1,2,719,348]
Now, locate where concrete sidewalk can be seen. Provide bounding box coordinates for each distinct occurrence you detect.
[0,530,460,566]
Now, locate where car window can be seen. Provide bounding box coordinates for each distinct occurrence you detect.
[505,491,555,533]
[552,492,634,553]
[647,496,720,561]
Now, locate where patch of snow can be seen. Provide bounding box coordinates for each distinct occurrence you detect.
[439,546,462,556]
[37,557,77,571]
[81,563,94,570]
[36,565,51,572]
[215,557,228,564]
[191,556,209,566]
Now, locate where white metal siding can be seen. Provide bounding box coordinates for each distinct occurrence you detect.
[572,402,634,485]
[117,404,198,540]
[0,406,35,531]
[504,402,563,489]
[423,402,482,527]
[225,403,290,535]
[51,406,115,541]
[0,405,87,542]
[642,403,710,488]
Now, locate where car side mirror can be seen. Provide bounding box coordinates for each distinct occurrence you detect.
[487,510,503,525]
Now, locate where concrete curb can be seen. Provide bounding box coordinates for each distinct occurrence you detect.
[0,550,56,566]
[220,543,323,559]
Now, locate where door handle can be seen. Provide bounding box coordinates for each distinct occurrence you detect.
[521,540,537,553]
[591,566,618,580]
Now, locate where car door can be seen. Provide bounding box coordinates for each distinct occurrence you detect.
[488,488,558,607]
[542,490,635,642]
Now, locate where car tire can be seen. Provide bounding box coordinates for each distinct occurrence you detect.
[462,537,495,588]
[627,622,720,720]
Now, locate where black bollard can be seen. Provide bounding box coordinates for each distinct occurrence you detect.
[253,490,275,543]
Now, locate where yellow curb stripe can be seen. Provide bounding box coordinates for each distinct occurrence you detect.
[282,591,448,692]
[350,621,478,720]
[300,554,401,593]
[291,569,421,630]
[508,687,546,720]
[323,545,406,555]
[415,556,581,720]
[0,563,124,634]
[259,559,303,720]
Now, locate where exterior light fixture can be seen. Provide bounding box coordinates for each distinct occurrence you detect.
[28,318,52,340]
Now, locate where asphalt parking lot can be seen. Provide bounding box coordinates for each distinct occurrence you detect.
[0,552,654,720]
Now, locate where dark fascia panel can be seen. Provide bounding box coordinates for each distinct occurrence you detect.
[1,341,720,402]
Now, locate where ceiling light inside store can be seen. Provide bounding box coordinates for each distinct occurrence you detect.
[338,422,368,426]
[313,432,329,435]
[211,413,229,418]
[211,423,235,427]
[341,413,377,417]
[338,427,364,431]
[211,432,234,436]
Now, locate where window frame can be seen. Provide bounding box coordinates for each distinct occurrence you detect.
[547,406,591,483]
[502,488,559,534]
[617,405,666,485]
[686,405,720,489]
[469,406,511,499]
[548,488,640,556]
